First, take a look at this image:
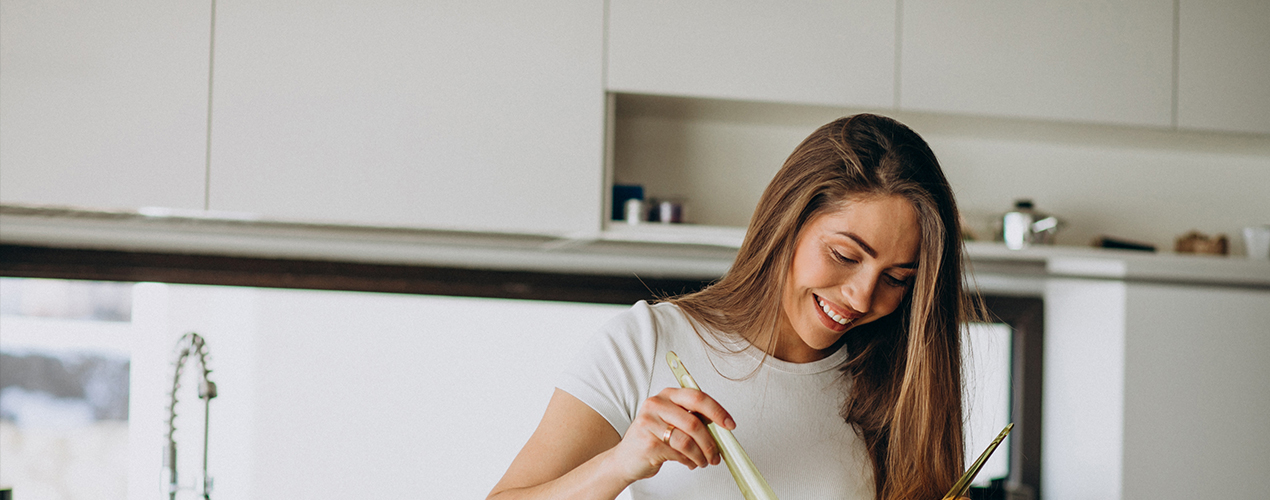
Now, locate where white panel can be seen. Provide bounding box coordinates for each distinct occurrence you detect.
[1042,279,1126,500]
[128,283,263,500]
[1177,0,1270,134]
[129,284,626,499]
[607,0,896,108]
[962,323,1013,485]
[1122,284,1270,499]
[245,290,624,499]
[901,0,1175,127]
[209,1,605,235]
[0,0,208,210]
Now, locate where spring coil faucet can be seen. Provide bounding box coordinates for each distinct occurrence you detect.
[164,332,217,500]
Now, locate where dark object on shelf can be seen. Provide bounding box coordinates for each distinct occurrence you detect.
[1092,236,1156,252]
[1175,230,1228,255]
[642,197,685,223]
[611,184,644,221]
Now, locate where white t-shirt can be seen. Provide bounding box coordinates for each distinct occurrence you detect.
[557,301,875,500]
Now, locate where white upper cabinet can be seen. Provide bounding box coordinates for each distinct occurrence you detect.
[607,0,897,108]
[900,0,1175,127]
[0,0,209,210]
[208,1,605,235]
[1177,0,1270,135]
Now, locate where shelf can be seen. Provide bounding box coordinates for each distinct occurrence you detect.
[963,241,1270,289]
[3,205,1267,289]
[600,222,745,248]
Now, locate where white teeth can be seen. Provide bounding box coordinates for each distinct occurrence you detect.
[817,297,851,325]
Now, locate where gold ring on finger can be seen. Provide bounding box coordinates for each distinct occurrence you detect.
[661,425,674,444]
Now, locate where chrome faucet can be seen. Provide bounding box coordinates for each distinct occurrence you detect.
[164,332,217,500]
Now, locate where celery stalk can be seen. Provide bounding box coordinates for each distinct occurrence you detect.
[666,351,779,500]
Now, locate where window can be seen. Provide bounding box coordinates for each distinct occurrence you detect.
[0,278,134,500]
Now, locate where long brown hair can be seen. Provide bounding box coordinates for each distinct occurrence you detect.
[670,114,980,500]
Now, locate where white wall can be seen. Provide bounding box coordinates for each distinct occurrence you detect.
[128,284,626,500]
[613,95,1270,253]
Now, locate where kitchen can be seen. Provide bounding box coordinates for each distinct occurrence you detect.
[1,1,1268,499]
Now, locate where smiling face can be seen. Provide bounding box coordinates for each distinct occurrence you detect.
[775,195,922,363]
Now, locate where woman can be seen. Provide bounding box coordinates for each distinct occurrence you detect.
[488,114,981,500]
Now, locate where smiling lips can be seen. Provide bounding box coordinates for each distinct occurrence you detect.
[815,294,861,328]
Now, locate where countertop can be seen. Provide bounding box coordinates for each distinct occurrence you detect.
[3,205,1268,291]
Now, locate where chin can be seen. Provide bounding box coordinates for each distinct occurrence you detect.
[807,328,849,350]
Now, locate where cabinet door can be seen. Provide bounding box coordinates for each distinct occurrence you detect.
[607,0,897,108]
[1177,0,1270,135]
[209,1,605,235]
[0,0,209,210]
[1122,284,1270,499]
[900,0,1174,127]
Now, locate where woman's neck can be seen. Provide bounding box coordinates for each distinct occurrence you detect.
[757,317,833,364]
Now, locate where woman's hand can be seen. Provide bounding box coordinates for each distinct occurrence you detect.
[488,388,736,500]
[604,387,736,483]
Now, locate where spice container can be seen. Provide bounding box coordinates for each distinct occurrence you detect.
[1001,199,1060,249]
[656,200,684,223]
[624,198,645,225]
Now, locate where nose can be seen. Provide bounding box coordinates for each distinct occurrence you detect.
[841,272,877,316]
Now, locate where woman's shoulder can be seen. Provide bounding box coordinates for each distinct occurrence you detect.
[601,300,693,335]
[555,301,679,435]
[582,300,704,364]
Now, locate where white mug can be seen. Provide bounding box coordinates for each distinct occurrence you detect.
[1244,226,1270,260]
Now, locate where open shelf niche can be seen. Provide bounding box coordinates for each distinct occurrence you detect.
[600,92,869,247]
[599,92,1270,252]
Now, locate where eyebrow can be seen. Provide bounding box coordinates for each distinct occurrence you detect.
[836,231,919,269]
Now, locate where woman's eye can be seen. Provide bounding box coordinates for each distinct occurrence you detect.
[830,250,857,264]
[884,274,912,287]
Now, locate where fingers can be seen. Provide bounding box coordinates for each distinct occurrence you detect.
[618,386,736,479]
[657,410,716,468]
[632,401,709,468]
[659,387,736,431]
[644,388,735,468]
[650,425,696,466]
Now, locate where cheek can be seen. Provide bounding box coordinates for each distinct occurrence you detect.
[873,288,909,317]
[790,253,836,294]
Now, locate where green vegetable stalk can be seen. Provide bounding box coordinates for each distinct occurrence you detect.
[666,351,779,500]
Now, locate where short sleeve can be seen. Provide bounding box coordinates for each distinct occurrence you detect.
[556,301,660,436]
